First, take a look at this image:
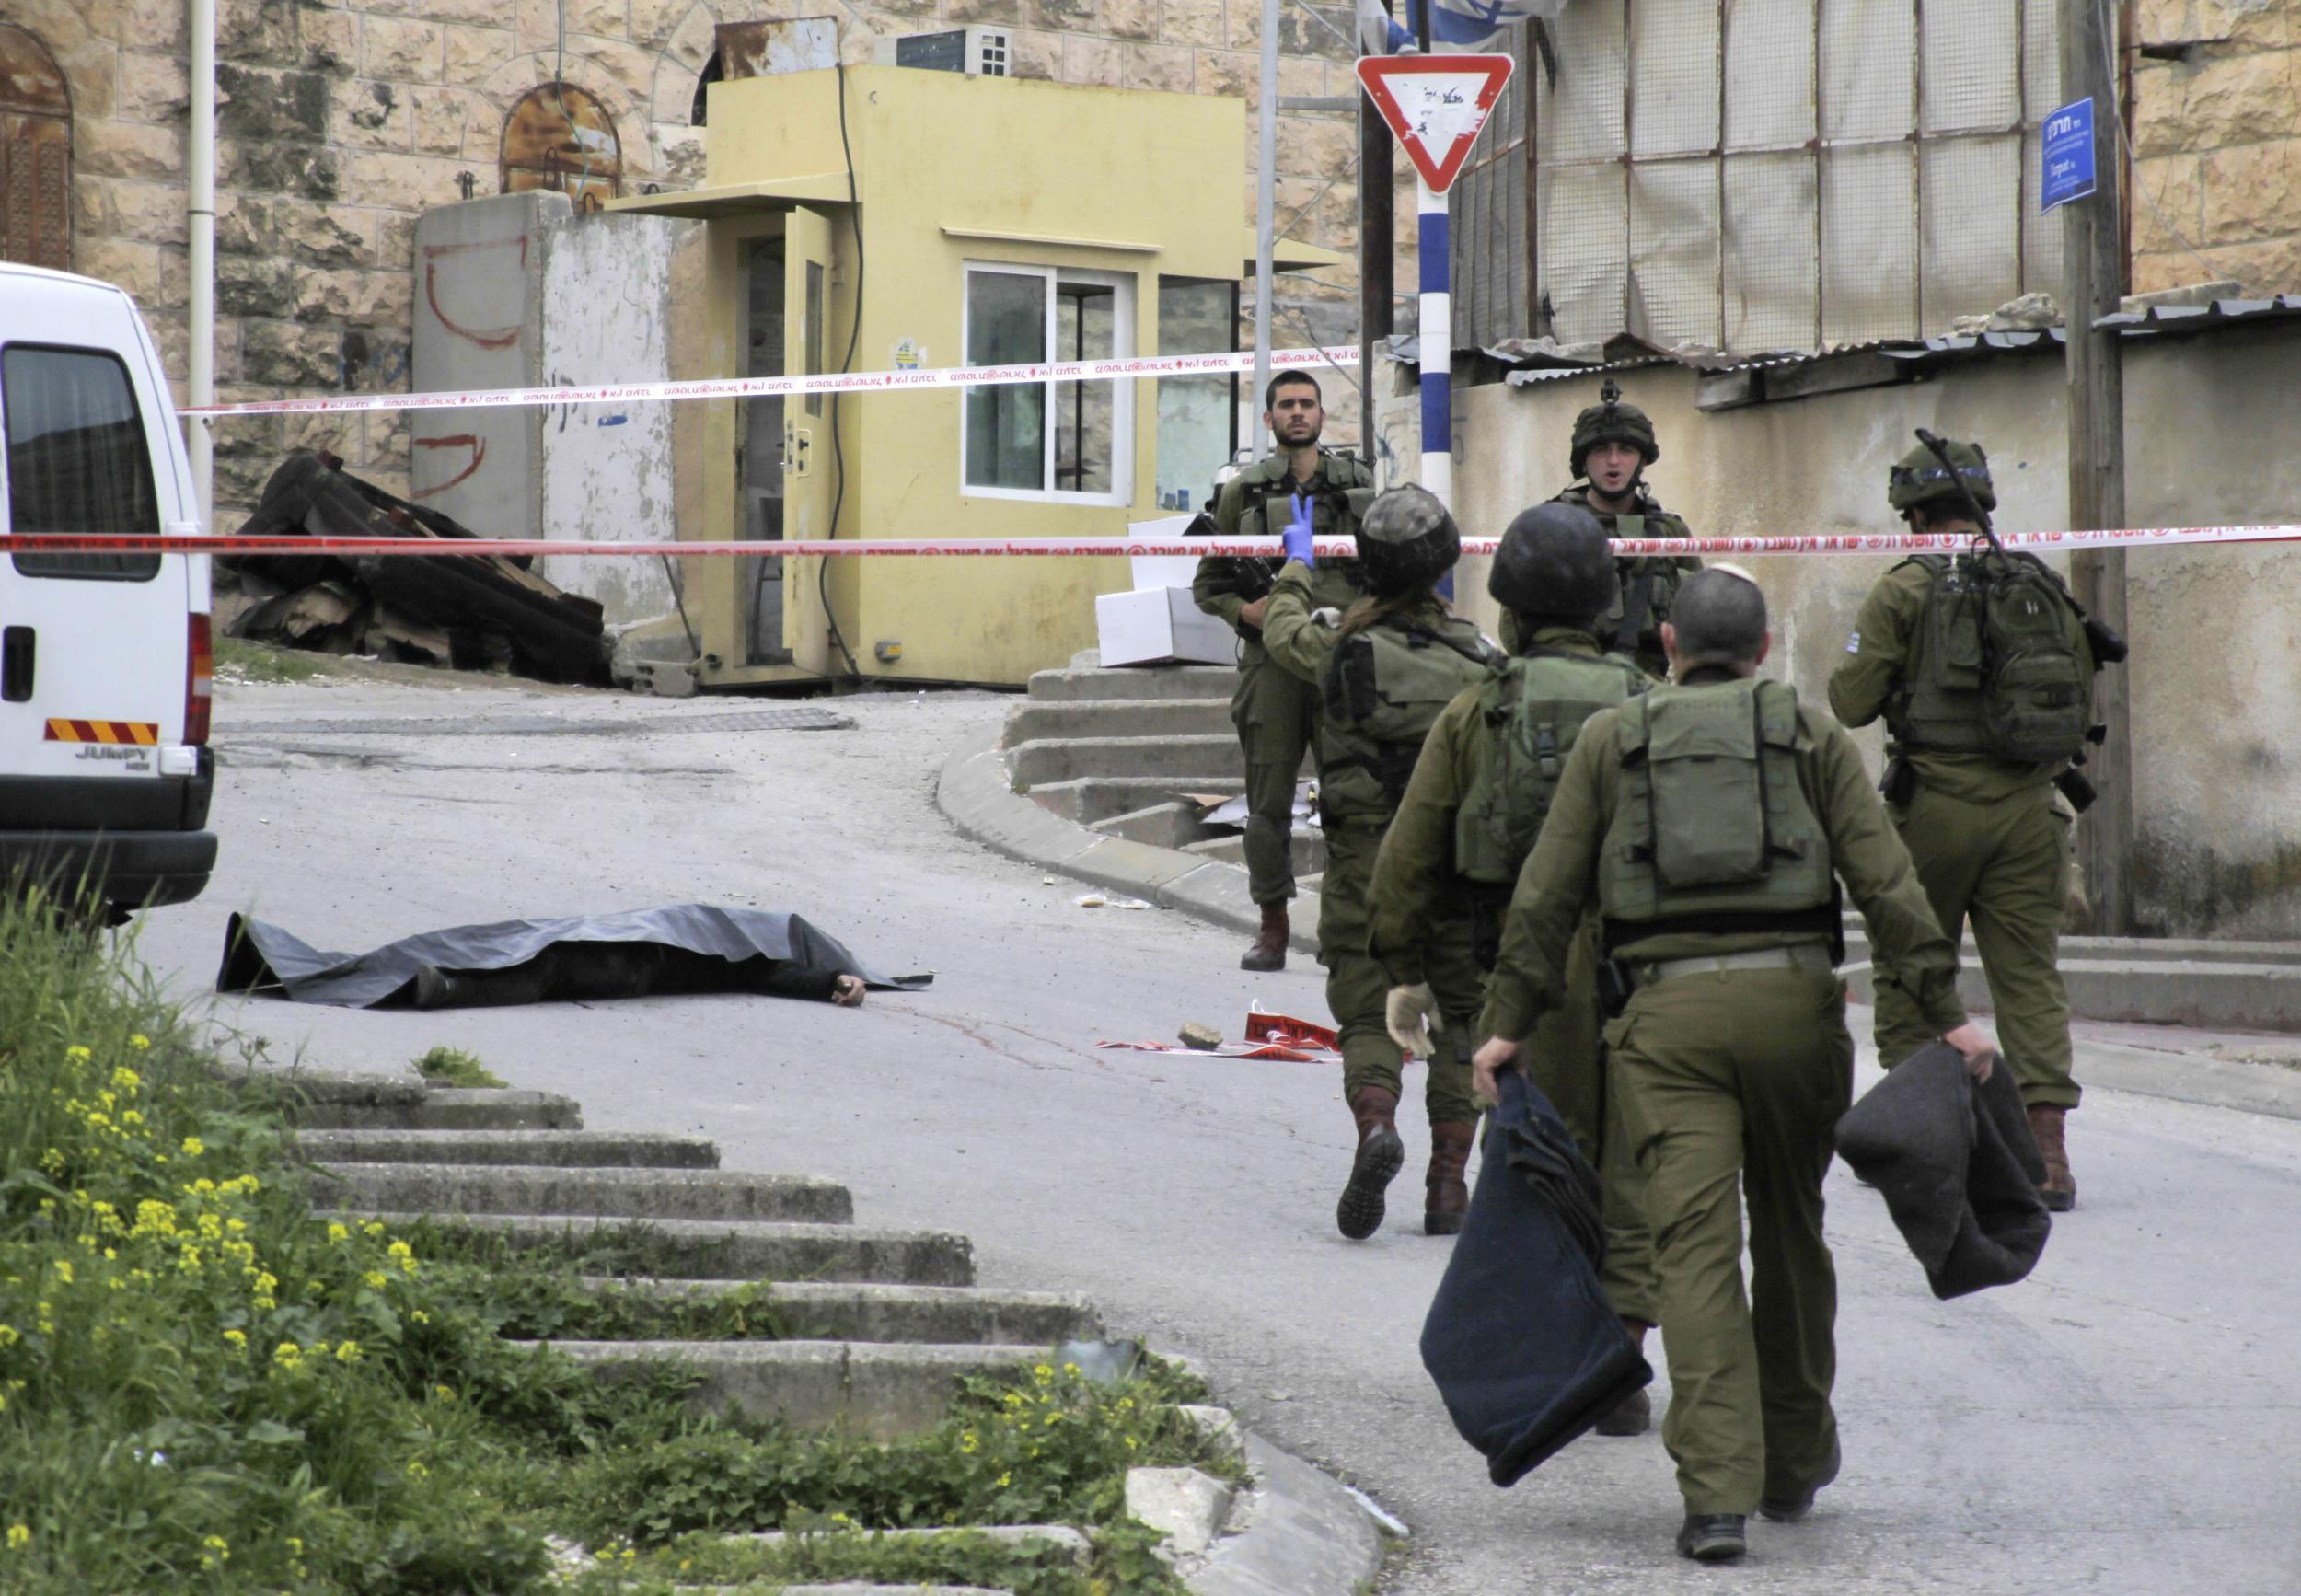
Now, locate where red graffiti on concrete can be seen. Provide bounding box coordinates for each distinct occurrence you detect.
[410,434,487,498]
[422,235,529,351]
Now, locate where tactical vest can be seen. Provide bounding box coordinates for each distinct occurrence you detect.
[1454,648,1651,886]
[1216,454,1374,608]
[1555,489,1694,667]
[1599,677,1837,951]
[1891,553,2094,765]
[1318,614,1498,823]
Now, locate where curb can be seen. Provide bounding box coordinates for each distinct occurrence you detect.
[1184,1431,1386,1596]
[2064,1036,2301,1123]
[937,726,1321,954]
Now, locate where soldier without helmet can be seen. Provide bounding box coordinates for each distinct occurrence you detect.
[1552,379,1702,680]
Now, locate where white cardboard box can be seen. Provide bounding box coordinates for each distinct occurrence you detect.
[1095,586,1237,666]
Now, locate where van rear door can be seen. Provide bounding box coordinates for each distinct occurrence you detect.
[0,272,205,846]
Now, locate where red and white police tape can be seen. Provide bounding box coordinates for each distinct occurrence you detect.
[5,526,2297,560]
[178,345,1363,420]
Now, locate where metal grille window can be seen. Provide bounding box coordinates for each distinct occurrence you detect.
[0,24,72,272]
[1455,0,2064,354]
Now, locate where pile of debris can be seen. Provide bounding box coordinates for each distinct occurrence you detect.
[217,451,609,684]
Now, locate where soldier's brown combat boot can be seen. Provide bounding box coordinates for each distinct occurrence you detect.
[1336,1087,1405,1240]
[2028,1104,2076,1211]
[1423,1121,1475,1235]
[1240,904,1289,972]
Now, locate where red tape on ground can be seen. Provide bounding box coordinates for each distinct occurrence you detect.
[5,526,2297,559]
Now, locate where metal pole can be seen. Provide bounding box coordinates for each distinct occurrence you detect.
[1359,6,1394,478]
[1252,0,1279,461]
[2062,0,2133,932]
[1416,174,1451,507]
[188,0,217,526]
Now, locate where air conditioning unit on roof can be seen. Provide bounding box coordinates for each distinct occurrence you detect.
[872,26,1011,76]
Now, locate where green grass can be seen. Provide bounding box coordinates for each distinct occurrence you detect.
[214,636,335,684]
[413,1045,508,1091]
[0,890,1233,1593]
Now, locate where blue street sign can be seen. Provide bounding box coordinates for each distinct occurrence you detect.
[2041,98,2096,212]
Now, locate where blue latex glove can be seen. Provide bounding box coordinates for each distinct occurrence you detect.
[1281,491,1317,566]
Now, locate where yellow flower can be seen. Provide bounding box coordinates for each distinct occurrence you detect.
[960,1431,979,1453]
[406,1460,429,1479]
[364,1271,388,1289]
[130,1035,150,1050]
[326,1223,349,1244]
[50,1260,71,1284]
[5,1523,28,1550]
[286,1539,303,1556]
[434,1385,457,1403]
[272,1341,303,1370]
[410,1309,430,1324]
[180,1137,204,1158]
[198,1534,229,1569]
[0,1326,17,1347]
[224,1329,248,1349]
[64,1046,90,1062]
[997,1472,1012,1487]
[334,1340,362,1363]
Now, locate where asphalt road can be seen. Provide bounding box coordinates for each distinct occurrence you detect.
[135,665,2301,1596]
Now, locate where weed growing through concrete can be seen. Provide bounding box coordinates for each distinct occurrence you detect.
[214,637,336,684]
[414,1045,508,1090]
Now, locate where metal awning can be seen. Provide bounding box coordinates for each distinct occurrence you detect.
[603,176,854,218]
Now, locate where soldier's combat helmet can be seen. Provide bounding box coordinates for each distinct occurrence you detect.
[1354,485,1461,596]
[1887,437,1996,515]
[1569,378,1660,478]
[1489,502,1619,620]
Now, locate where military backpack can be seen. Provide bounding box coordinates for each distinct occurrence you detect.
[1318,616,1498,821]
[1599,677,1839,951]
[1894,552,2094,765]
[1454,649,1650,887]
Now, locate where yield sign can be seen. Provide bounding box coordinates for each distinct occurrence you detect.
[1355,53,1516,195]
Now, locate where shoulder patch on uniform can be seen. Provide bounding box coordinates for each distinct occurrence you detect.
[1844,630,1861,654]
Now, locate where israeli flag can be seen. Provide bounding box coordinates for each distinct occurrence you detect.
[1359,0,1567,53]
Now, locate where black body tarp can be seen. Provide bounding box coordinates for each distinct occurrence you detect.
[1420,1071,1651,1486]
[217,904,931,1010]
[1834,1042,2051,1301]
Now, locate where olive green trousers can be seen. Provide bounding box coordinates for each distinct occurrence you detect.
[1229,653,1317,906]
[1507,912,1657,1326]
[1321,825,1482,1127]
[1611,966,1854,1515]
[1872,782,2077,1110]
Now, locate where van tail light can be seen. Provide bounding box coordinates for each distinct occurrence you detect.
[186,614,213,746]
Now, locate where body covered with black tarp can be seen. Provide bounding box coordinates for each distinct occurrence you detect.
[1835,1041,2050,1300]
[217,903,930,1009]
[1420,1071,1650,1486]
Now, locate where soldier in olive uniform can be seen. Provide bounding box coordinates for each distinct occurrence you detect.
[1367,501,1659,1432]
[1551,379,1702,679]
[1472,567,1994,1564]
[1192,370,1374,972]
[1829,439,2114,1212]
[1262,485,1498,1240]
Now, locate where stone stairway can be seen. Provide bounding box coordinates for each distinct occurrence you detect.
[276,1074,1377,1591]
[1003,661,1327,881]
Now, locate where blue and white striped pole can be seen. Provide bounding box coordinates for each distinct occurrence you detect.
[1416,174,1451,509]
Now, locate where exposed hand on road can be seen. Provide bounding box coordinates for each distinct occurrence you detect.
[1942,1021,1995,1081]
[1238,596,1271,628]
[1471,1035,1521,1106]
[1384,983,1439,1058]
[833,975,866,1007]
[1280,492,1317,566]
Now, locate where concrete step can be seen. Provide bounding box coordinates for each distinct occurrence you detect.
[547,1339,1044,1439]
[1007,734,1242,786]
[295,1128,719,1169]
[1089,798,1219,850]
[1024,775,1243,827]
[734,1523,1091,1566]
[1844,929,2301,968]
[1844,955,2301,1033]
[1026,664,1237,702]
[593,1279,1103,1345]
[1003,697,1233,744]
[289,1087,584,1133]
[1185,829,1327,875]
[349,1212,975,1286]
[315,1163,852,1224]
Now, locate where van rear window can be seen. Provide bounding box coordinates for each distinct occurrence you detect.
[4,345,163,581]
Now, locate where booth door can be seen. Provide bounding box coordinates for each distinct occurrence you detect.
[777,203,838,665]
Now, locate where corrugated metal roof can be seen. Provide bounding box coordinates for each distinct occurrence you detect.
[1453,294,2301,388]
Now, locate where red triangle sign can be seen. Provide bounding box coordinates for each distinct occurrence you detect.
[1355,53,1515,196]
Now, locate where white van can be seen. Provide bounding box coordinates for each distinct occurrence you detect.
[0,261,214,919]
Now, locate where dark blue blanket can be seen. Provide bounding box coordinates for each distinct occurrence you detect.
[1420,1071,1652,1486]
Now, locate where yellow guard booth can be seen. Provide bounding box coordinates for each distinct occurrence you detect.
[609,64,1336,688]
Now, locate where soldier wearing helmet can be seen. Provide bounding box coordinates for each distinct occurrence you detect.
[1260,486,1500,1242]
[1829,435,2117,1213]
[1552,379,1702,679]
[1364,501,1660,1428]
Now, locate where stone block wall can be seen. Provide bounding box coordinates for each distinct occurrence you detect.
[2130,0,2301,295]
[17,0,1377,533]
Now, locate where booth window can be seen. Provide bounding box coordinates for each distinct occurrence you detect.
[501,83,622,212]
[0,24,73,271]
[962,264,1133,503]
